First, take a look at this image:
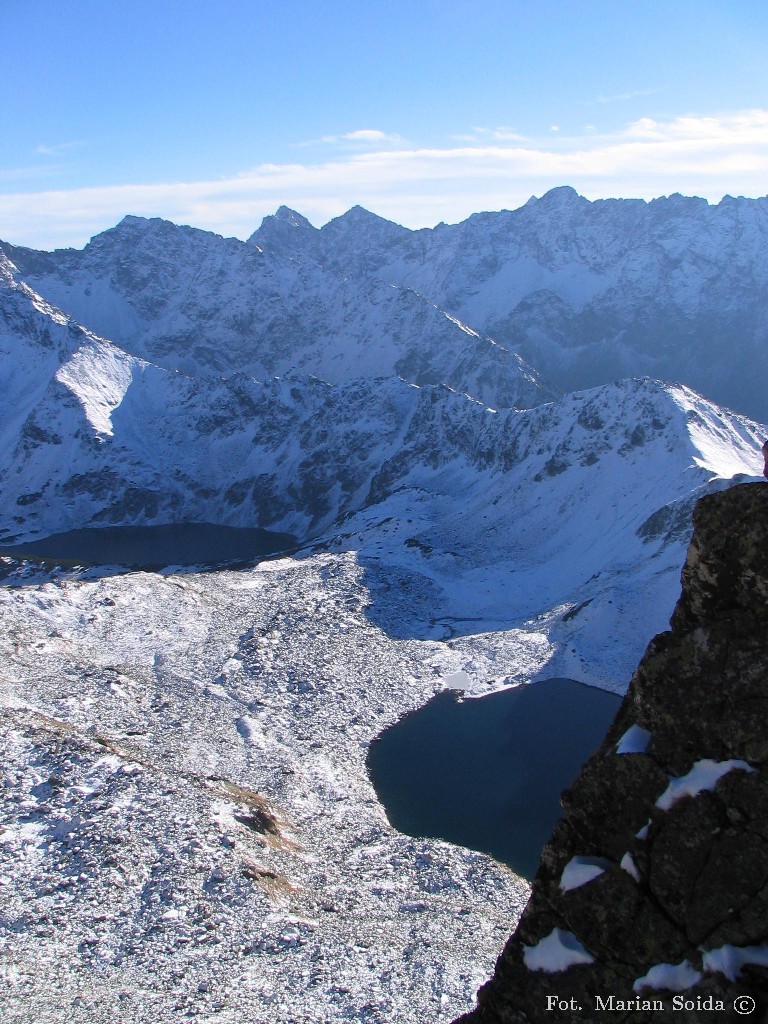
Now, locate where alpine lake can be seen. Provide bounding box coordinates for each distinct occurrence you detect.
[0,522,296,570]
[367,677,622,880]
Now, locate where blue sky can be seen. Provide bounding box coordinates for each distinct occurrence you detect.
[2,0,767,248]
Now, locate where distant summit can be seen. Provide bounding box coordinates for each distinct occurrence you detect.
[247,206,318,257]
[273,205,314,227]
[525,184,585,206]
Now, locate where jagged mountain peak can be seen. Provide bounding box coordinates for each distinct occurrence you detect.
[526,184,586,207]
[715,192,768,208]
[320,205,411,242]
[273,205,314,227]
[251,204,317,236]
[89,214,230,250]
[246,205,318,251]
[328,204,399,225]
[250,204,409,252]
[648,190,708,208]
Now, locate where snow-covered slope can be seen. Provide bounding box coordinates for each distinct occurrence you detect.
[250,190,768,421]
[1,265,764,688]
[324,378,764,689]
[0,218,552,412]
[0,552,530,1024]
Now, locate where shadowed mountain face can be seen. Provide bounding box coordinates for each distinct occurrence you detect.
[249,190,768,421]
[455,482,768,1023]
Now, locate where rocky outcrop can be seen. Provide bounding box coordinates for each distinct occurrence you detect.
[456,482,768,1023]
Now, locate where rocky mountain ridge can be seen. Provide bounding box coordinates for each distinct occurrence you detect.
[250,189,768,421]
[0,218,551,413]
[456,481,768,1023]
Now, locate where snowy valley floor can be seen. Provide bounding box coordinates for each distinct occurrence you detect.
[0,551,530,1024]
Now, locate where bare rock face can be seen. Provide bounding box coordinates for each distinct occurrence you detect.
[456,482,768,1023]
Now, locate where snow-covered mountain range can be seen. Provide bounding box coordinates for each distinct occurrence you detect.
[1,249,764,687]
[0,217,551,413]
[250,189,768,422]
[9,188,768,423]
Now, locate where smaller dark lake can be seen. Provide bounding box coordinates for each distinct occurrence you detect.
[367,678,622,880]
[0,523,296,570]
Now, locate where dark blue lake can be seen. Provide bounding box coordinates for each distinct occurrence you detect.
[0,523,295,569]
[367,678,621,879]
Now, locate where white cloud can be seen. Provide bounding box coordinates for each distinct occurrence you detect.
[596,87,662,104]
[3,110,768,249]
[308,128,405,146]
[452,127,526,142]
[341,129,393,142]
[35,141,85,157]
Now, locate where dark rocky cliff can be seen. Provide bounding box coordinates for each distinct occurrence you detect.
[456,482,768,1023]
